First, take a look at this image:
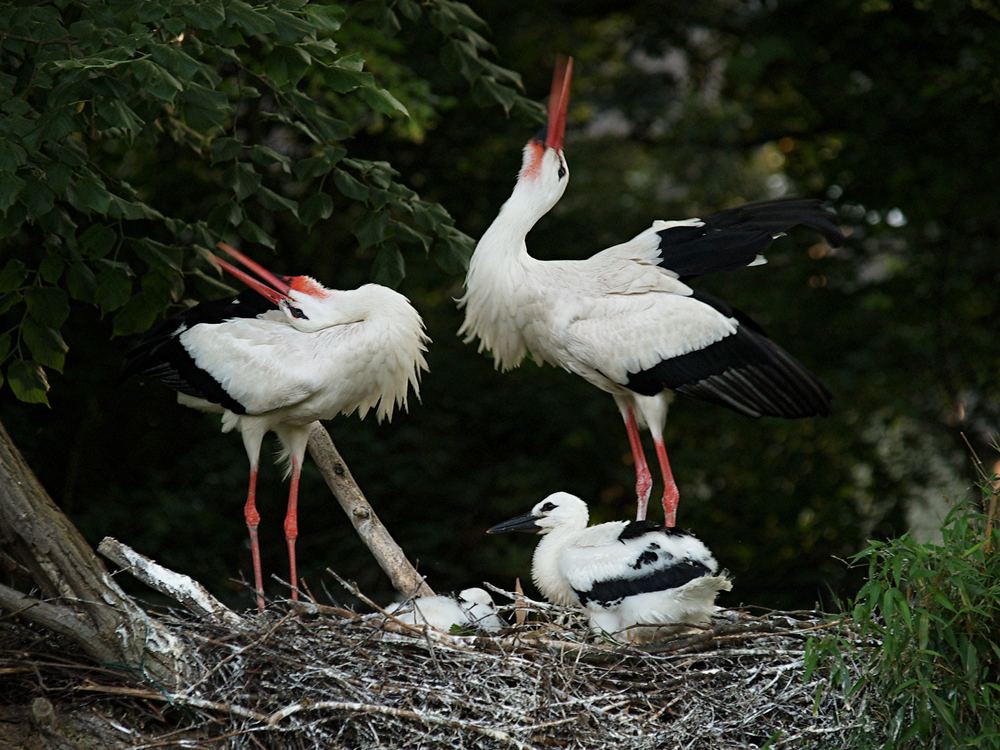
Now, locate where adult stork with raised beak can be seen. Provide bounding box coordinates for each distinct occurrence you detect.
[459,57,841,525]
[125,243,429,610]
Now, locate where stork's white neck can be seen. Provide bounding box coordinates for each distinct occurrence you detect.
[531,523,586,607]
[457,186,547,370]
[489,184,553,242]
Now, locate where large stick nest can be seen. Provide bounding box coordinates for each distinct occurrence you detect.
[0,577,873,750]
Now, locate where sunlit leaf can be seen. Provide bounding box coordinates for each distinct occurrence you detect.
[22,318,68,372]
[8,360,49,405]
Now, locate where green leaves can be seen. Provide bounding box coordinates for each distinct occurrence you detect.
[371,244,405,288]
[24,287,69,328]
[0,0,533,405]
[811,494,1000,749]
[0,260,28,293]
[22,319,68,372]
[7,361,49,405]
[305,4,346,33]
[0,173,26,212]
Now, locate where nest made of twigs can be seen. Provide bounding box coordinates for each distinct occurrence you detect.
[0,579,876,750]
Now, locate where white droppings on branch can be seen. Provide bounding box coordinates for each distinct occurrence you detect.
[98,537,245,628]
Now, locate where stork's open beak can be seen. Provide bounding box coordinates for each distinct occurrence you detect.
[212,242,292,306]
[487,512,541,535]
[544,55,573,151]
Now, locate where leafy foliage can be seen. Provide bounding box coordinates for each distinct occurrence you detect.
[805,477,1000,749]
[0,0,534,404]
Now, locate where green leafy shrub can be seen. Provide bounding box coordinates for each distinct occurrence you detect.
[806,476,1000,749]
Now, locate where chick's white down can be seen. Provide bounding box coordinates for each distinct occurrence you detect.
[490,492,731,642]
[386,588,504,633]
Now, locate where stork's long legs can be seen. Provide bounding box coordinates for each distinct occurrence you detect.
[242,468,266,611]
[277,425,311,603]
[653,439,679,528]
[621,406,652,521]
[241,425,267,612]
[284,458,302,602]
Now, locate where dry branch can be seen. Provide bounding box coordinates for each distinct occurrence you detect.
[97,537,245,628]
[307,423,433,597]
[0,419,192,688]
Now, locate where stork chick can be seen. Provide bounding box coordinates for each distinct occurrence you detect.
[124,243,429,611]
[488,492,731,642]
[386,587,504,633]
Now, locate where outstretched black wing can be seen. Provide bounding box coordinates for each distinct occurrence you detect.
[657,198,843,279]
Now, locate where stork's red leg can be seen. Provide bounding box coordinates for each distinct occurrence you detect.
[622,406,653,521]
[653,438,679,527]
[243,468,266,612]
[283,458,301,601]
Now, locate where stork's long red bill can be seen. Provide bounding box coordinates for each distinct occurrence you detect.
[545,55,573,151]
[212,242,290,306]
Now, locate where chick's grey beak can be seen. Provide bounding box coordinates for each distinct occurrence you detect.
[487,512,541,535]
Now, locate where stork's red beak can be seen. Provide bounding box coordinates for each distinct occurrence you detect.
[544,55,573,151]
[212,242,291,306]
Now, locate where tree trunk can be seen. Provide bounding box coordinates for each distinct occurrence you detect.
[0,419,192,687]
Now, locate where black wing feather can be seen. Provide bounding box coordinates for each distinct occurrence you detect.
[575,559,711,607]
[617,520,686,541]
[625,283,830,417]
[657,198,843,279]
[122,291,277,413]
[626,315,831,418]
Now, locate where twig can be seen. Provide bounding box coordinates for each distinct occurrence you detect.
[265,699,537,749]
[75,682,269,723]
[98,537,245,628]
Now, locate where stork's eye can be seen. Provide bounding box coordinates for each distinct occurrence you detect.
[539,501,557,513]
[557,162,566,180]
[288,305,309,320]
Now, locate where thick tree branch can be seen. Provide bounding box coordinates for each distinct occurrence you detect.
[307,423,434,598]
[0,419,192,686]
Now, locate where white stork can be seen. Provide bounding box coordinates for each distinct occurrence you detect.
[124,243,429,611]
[386,587,504,633]
[487,492,731,641]
[459,57,842,525]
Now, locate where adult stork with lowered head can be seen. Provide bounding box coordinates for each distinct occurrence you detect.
[459,57,842,525]
[488,492,731,641]
[124,243,429,611]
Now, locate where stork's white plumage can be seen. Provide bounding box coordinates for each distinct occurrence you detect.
[459,57,842,525]
[125,243,428,611]
[488,492,731,642]
[386,587,504,633]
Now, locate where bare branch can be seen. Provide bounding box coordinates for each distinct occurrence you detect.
[97,537,245,628]
[307,423,433,597]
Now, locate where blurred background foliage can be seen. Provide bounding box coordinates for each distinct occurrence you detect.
[1,0,997,612]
